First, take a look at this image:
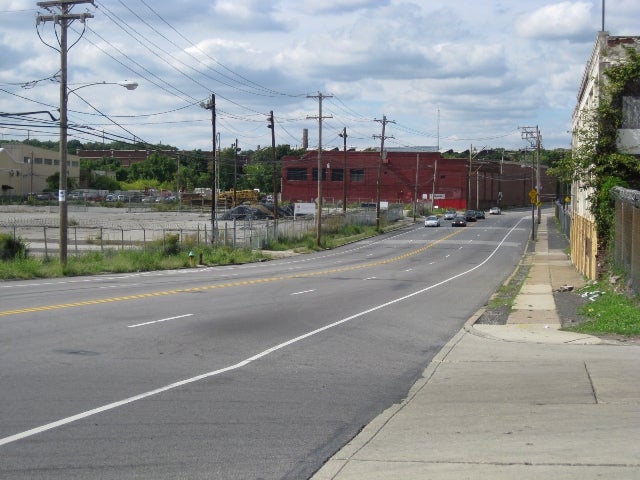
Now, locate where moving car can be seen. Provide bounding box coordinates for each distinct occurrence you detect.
[464,210,477,222]
[489,206,501,215]
[451,216,467,227]
[475,210,485,219]
[443,210,457,220]
[424,215,440,227]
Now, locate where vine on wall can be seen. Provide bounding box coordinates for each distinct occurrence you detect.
[554,46,640,268]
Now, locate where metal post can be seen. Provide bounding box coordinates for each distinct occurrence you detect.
[340,127,348,214]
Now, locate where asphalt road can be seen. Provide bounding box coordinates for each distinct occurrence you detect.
[0,212,531,479]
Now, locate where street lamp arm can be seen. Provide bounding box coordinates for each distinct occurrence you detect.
[67,80,138,95]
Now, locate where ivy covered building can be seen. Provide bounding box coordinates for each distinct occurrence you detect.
[571,32,640,279]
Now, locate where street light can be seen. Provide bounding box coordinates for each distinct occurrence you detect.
[58,80,138,265]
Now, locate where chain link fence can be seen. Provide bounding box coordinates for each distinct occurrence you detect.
[0,204,406,257]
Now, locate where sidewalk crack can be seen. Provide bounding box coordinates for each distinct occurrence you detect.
[584,361,599,404]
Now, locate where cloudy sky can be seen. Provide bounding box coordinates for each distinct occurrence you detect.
[1,0,639,154]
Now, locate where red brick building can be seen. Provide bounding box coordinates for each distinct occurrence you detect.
[281,149,556,210]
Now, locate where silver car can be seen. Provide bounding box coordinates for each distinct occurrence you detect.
[443,210,457,220]
[424,215,441,227]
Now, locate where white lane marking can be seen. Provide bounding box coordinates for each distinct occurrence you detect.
[128,314,193,328]
[291,289,316,296]
[0,218,526,448]
[364,277,377,280]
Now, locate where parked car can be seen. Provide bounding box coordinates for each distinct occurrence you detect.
[451,216,467,227]
[424,215,440,227]
[489,206,501,215]
[443,210,457,220]
[464,210,477,222]
[475,210,485,219]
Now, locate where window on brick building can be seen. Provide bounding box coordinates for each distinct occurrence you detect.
[350,168,365,182]
[287,168,307,180]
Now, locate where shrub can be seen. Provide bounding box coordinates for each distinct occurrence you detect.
[0,234,28,260]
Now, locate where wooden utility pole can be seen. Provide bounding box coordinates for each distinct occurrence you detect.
[233,138,239,207]
[413,153,419,222]
[373,115,394,231]
[520,126,542,224]
[307,92,332,246]
[37,0,94,265]
[200,94,217,240]
[268,111,278,221]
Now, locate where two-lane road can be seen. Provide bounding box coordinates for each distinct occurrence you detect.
[0,213,531,479]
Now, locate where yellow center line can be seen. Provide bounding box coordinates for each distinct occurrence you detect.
[0,229,462,317]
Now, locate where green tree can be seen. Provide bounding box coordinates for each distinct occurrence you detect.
[45,172,77,192]
[128,152,177,184]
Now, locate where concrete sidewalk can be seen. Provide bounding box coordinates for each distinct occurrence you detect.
[312,214,640,479]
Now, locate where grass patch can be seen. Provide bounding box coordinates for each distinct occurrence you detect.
[564,282,640,336]
[486,260,532,310]
[0,221,395,280]
[263,223,380,253]
[0,244,267,280]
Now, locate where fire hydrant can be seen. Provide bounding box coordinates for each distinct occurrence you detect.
[188,251,195,267]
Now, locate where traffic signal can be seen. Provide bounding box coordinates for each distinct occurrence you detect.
[529,188,538,204]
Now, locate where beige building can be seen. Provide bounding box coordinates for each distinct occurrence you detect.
[0,143,80,197]
[571,32,640,279]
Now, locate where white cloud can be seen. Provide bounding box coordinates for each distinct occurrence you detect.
[1,0,639,152]
[515,1,593,39]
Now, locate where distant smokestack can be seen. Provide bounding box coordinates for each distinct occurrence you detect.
[302,128,308,149]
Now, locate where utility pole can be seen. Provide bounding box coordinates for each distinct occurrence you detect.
[498,149,504,208]
[233,138,240,207]
[413,153,419,222]
[373,115,394,230]
[267,111,278,222]
[468,145,473,210]
[431,157,438,211]
[339,127,348,214]
[520,126,542,225]
[468,144,487,211]
[37,0,94,266]
[307,92,332,247]
[200,94,217,241]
